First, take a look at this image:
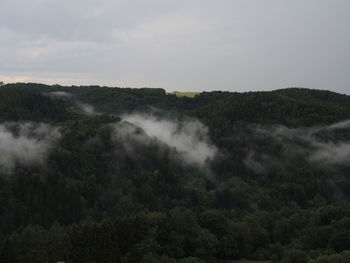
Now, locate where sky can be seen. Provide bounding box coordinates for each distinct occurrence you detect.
[0,0,349,93]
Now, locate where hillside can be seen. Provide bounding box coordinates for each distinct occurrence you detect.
[0,83,349,263]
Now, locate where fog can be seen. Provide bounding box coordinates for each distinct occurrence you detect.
[49,91,72,98]
[0,122,60,170]
[79,103,99,116]
[245,120,350,174]
[112,114,218,167]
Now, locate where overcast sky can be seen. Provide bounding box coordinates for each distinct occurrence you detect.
[0,0,349,93]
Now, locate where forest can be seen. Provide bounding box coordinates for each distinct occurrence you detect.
[0,83,349,263]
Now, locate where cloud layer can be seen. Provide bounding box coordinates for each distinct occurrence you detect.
[112,114,218,167]
[0,123,60,170]
[245,120,350,174]
[0,0,349,93]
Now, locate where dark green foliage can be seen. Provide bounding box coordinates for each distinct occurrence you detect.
[0,83,349,262]
[0,85,76,122]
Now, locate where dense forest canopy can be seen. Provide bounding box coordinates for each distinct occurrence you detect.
[0,83,349,263]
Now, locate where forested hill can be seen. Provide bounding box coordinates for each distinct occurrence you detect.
[3,83,350,126]
[0,83,349,263]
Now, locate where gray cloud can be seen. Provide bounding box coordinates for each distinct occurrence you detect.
[49,91,72,98]
[112,114,218,167]
[245,120,350,174]
[323,119,350,131]
[0,0,349,93]
[270,123,350,166]
[309,141,350,165]
[78,103,99,116]
[0,122,61,170]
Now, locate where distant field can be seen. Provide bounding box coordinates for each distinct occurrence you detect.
[223,261,270,263]
[220,261,270,263]
[168,91,200,98]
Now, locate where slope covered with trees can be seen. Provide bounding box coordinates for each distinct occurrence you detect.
[0,83,349,263]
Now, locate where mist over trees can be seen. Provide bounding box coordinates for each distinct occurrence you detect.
[0,83,349,263]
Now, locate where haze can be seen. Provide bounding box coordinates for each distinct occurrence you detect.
[0,0,349,93]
